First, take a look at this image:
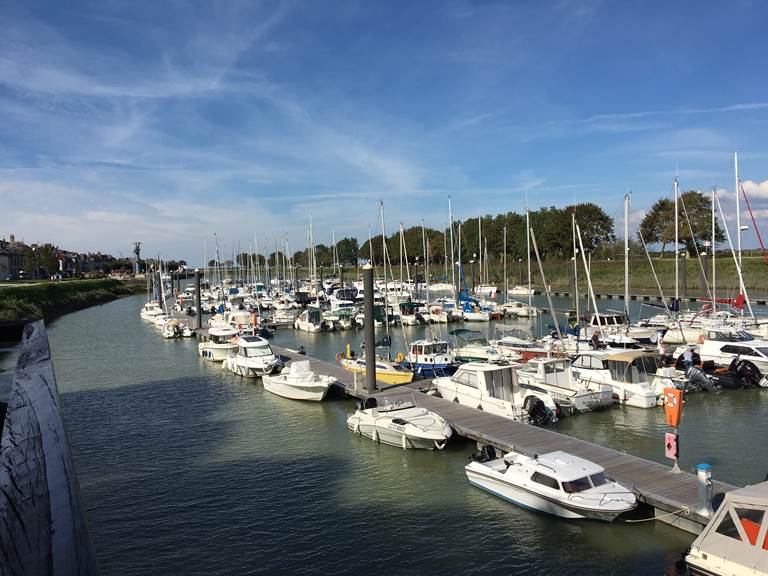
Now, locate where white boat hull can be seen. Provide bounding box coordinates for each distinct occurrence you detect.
[346,420,446,450]
[262,375,332,401]
[465,464,627,522]
[198,343,235,362]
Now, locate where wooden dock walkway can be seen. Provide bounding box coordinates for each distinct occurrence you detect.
[272,344,735,533]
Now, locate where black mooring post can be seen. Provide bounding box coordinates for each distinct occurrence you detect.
[363,264,376,392]
[195,270,202,330]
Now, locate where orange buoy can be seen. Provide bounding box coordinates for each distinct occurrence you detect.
[663,387,683,427]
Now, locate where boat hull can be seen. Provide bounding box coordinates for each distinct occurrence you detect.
[262,376,330,401]
[198,343,235,362]
[346,420,445,450]
[465,465,628,522]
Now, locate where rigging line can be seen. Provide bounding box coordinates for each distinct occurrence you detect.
[740,183,768,266]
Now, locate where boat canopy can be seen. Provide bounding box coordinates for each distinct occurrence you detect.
[449,329,486,343]
[289,360,312,375]
[524,450,605,483]
[209,326,238,337]
[602,351,658,363]
[690,480,768,569]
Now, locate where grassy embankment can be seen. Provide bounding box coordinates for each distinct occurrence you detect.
[0,279,134,322]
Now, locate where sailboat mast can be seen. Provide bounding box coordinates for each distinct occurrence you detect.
[448,197,456,299]
[711,186,717,313]
[380,201,389,340]
[443,222,448,285]
[477,213,482,293]
[572,211,579,325]
[674,177,679,309]
[735,151,741,267]
[526,204,532,311]
[503,226,508,298]
[624,193,630,316]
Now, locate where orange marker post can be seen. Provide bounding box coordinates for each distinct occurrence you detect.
[663,387,683,473]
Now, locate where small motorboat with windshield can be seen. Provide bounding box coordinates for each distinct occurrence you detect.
[449,329,505,363]
[198,326,239,361]
[346,396,452,450]
[262,360,336,401]
[465,447,636,521]
[224,335,280,377]
[570,351,662,408]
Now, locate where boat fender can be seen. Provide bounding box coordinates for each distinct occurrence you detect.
[372,428,379,443]
[698,333,705,344]
[396,353,405,364]
[401,433,407,450]
[434,440,447,450]
[336,353,342,363]
[353,419,360,434]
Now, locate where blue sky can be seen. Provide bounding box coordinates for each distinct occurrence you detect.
[2,0,768,261]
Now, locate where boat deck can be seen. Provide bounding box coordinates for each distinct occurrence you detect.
[272,344,735,533]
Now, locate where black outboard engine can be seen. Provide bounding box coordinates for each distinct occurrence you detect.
[524,396,554,427]
[471,444,497,463]
[685,366,719,393]
[735,360,762,388]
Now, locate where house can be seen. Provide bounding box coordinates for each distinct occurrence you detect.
[0,235,27,278]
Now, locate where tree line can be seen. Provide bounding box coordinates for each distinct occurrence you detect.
[217,191,720,270]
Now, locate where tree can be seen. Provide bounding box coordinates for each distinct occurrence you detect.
[639,192,723,256]
[335,237,359,265]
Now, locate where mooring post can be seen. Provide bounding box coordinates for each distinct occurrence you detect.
[195,269,202,331]
[697,463,714,517]
[363,263,376,392]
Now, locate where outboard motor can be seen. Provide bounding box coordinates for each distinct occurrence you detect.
[524,396,554,427]
[471,444,497,463]
[686,366,719,394]
[735,360,762,387]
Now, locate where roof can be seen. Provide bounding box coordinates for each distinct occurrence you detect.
[458,361,521,372]
[209,326,238,336]
[722,480,768,506]
[237,335,269,346]
[524,450,604,482]
[603,350,658,362]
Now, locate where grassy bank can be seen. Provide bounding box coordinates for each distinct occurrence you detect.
[0,279,134,322]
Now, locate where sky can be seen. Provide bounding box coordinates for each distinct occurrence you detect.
[2,0,768,262]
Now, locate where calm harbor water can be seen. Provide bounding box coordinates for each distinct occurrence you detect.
[48,294,767,575]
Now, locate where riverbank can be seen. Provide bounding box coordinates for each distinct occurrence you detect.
[0,279,134,322]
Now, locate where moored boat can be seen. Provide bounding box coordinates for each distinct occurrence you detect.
[262,360,336,401]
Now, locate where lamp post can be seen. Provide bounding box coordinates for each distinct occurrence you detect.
[32,246,37,280]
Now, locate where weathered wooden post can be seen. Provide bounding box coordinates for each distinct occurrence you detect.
[195,268,202,331]
[363,263,376,392]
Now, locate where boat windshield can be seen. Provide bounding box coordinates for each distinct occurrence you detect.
[562,477,592,493]
[756,348,768,358]
[377,397,415,412]
[241,346,272,357]
[589,472,608,487]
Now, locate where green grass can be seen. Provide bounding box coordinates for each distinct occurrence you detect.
[0,279,133,322]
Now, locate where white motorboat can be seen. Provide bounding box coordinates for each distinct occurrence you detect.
[224,335,280,377]
[465,448,636,522]
[198,326,238,361]
[686,479,768,576]
[674,327,768,375]
[294,307,334,332]
[570,351,660,408]
[449,329,505,363]
[262,360,336,401]
[434,362,558,425]
[498,299,538,318]
[161,318,184,339]
[508,285,534,296]
[516,357,614,413]
[346,396,452,450]
[152,313,168,328]
[140,301,165,321]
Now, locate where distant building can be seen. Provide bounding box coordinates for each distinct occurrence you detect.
[0,235,27,278]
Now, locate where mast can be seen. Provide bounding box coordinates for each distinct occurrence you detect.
[503,226,508,298]
[711,186,716,313]
[448,197,456,299]
[477,212,482,293]
[572,211,579,327]
[526,194,532,311]
[674,177,679,312]
[624,193,630,318]
[368,222,374,265]
[443,222,448,286]
[715,192,755,322]
[735,152,741,267]
[380,201,390,341]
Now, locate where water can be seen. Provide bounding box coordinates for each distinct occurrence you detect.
[47,294,768,575]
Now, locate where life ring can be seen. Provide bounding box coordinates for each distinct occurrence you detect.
[395,352,405,364]
[698,333,705,344]
[336,352,342,363]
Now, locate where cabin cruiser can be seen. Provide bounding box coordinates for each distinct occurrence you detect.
[262,360,336,401]
[294,307,335,332]
[224,335,280,377]
[403,339,459,378]
[399,302,429,326]
[675,328,768,375]
[347,396,452,450]
[263,309,296,330]
[465,447,636,521]
[490,328,549,362]
[461,300,490,322]
[434,363,558,425]
[339,353,414,385]
[474,284,498,298]
[449,329,505,363]
[198,326,238,361]
[498,300,538,318]
[508,285,534,296]
[685,479,768,576]
[209,309,255,331]
[584,313,662,345]
[516,357,614,413]
[570,351,662,408]
[428,304,449,324]
[140,301,165,321]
